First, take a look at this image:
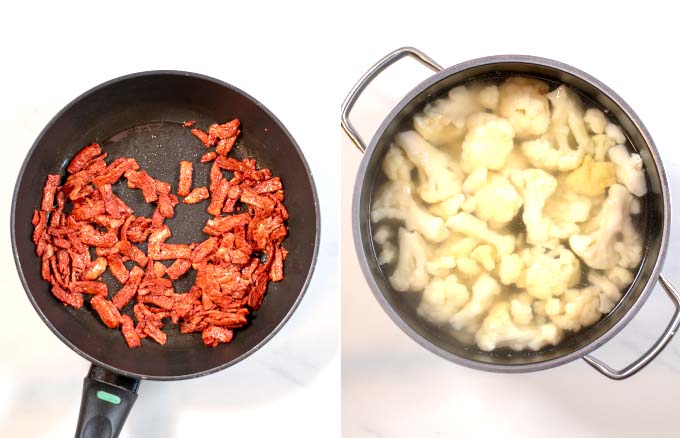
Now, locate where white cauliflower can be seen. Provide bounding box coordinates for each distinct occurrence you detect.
[592,134,616,162]
[372,225,392,245]
[614,211,643,269]
[569,184,633,270]
[446,212,516,255]
[371,179,449,243]
[499,253,524,285]
[462,168,488,194]
[607,145,647,197]
[473,84,500,111]
[450,273,502,330]
[588,270,623,313]
[460,112,515,172]
[544,178,594,224]
[546,287,602,331]
[434,234,478,259]
[510,294,534,325]
[428,193,465,218]
[470,245,496,271]
[377,241,397,265]
[382,145,414,182]
[426,255,456,277]
[417,274,470,324]
[547,85,593,154]
[456,257,483,279]
[584,108,607,134]
[607,266,634,289]
[475,302,562,351]
[474,174,523,228]
[518,169,557,245]
[605,123,626,144]
[521,85,593,172]
[523,245,581,300]
[498,77,551,138]
[395,130,464,203]
[460,196,477,213]
[413,86,481,146]
[389,228,430,292]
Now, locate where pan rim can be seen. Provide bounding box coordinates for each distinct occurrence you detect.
[351,54,671,373]
[11,69,321,381]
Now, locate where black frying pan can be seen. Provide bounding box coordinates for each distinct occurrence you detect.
[11,71,319,437]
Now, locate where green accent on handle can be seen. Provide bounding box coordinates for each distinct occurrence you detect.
[96,390,121,405]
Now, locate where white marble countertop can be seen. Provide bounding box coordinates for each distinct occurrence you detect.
[0,3,339,437]
[340,3,680,437]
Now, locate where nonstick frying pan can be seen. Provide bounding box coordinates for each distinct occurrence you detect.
[11,71,319,437]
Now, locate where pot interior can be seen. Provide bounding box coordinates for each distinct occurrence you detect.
[356,59,668,369]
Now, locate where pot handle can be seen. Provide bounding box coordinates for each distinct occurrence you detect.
[583,274,680,380]
[75,364,140,438]
[341,47,443,153]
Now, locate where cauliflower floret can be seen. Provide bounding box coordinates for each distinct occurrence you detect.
[435,234,478,258]
[377,241,397,265]
[607,145,647,197]
[446,212,515,255]
[460,112,515,172]
[499,253,525,285]
[450,273,502,330]
[605,123,626,144]
[521,137,582,172]
[413,86,481,146]
[510,293,534,325]
[607,266,634,289]
[428,193,465,218]
[372,225,392,245]
[417,274,470,324]
[565,155,617,197]
[460,196,477,213]
[519,169,557,245]
[547,287,602,331]
[389,228,430,292]
[395,130,464,203]
[569,184,633,270]
[426,255,456,277]
[614,211,643,269]
[456,257,483,278]
[470,245,496,271]
[371,179,449,243]
[592,134,616,162]
[382,145,414,182]
[462,168,488,194]
[523,245,581,300]
[474,174,523,228]
[475,302,562,351]
[521,85,593,172]
[584,108,607,134]
[547,85,593,154]
[588,270,623,313]
[544,178,594,224]
[498,77,551,138]
[473,84,500,111]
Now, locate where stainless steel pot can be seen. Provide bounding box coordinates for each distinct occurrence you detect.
[342,47,680,379]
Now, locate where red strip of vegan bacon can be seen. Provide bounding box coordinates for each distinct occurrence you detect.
[91,295,122,329]
[41,174,60,211]
[121,314,141,348]
[177,161,193,197]
[183,187,209,204]
[67,143,102,174]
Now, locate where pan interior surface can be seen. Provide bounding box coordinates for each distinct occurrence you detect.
[357,60,667,370]
[13,72,318,379]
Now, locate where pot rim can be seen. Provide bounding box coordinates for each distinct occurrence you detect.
[352,54,671,373]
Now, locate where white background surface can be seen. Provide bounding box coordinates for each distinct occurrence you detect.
[0,2,339,437]
[340,1,680,438]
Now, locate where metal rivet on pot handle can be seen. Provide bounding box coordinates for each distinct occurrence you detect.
[340,47,443,153]
[583,274,680,380]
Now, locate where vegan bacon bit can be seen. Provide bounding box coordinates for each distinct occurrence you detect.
[32,118,288,348]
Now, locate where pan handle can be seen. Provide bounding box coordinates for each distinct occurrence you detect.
[341,46,443,153]
[75,364,140,438]
[583,274,680,380]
